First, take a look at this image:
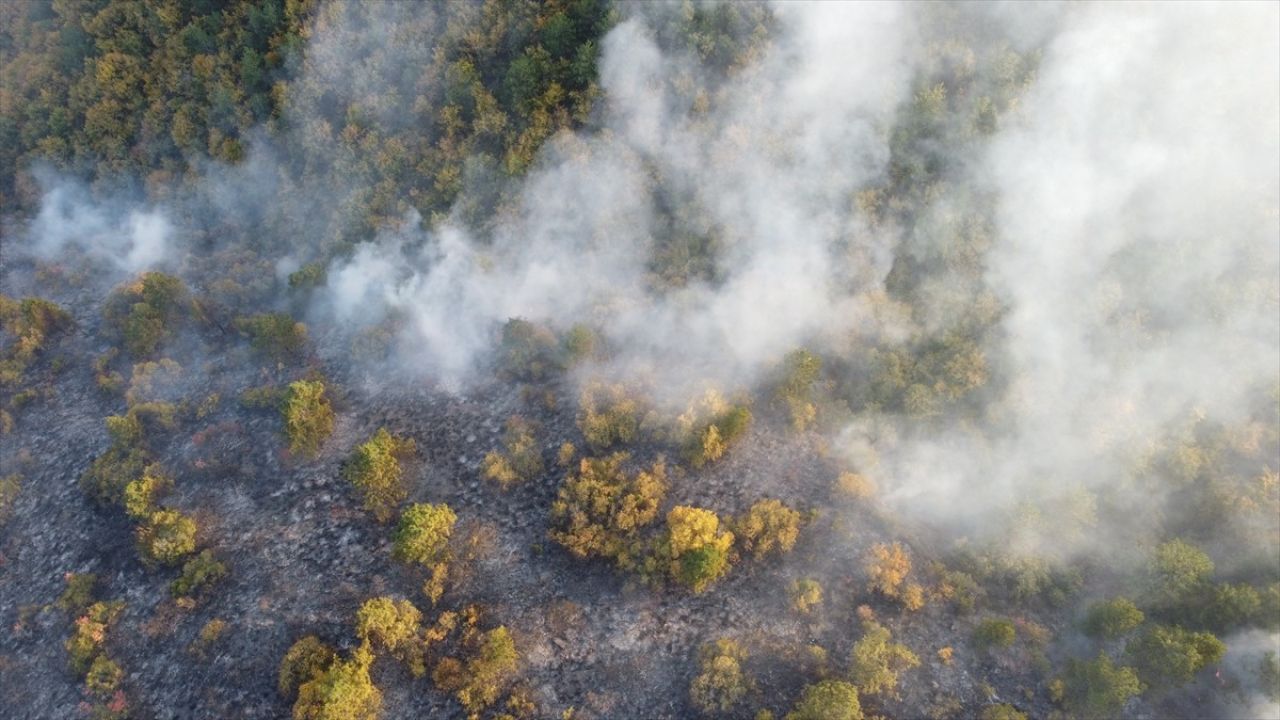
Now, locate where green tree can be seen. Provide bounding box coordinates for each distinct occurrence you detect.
[344,428,415,522]
[434,626,519,714]
[293,645,381,720]
[279,636,336,698]
[355,597,424,675]
[1082,598,1144,639]
[482,416,544,489]
[664,505,735,593]
[282,379,335,457]
[1126,624,1225,688]
[135,508,197,566]
[972,619,1016,651]
[1152,539,1213,602]
[736,499,801,559]
[850,621,920,698]
[236,312,308,361]
[1061,652,1143,718]
[392,503,457,567]
[786,680,863,720]
[549,453,667,569]
[690,639,751,714]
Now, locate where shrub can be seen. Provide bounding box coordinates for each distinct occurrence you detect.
[344,428,415,522]
[293,645,381,720]
[549,453,667,569]
[786,680,863,720]
[136,509,198,566]
[236,313,308,361]
[241,384,284,410]
[736,499,801,559]
[279,636,336,698]
[170,550,227,599]
[1082,598,1144,640]
[850,621,920,698]
[190,618,228,657]
[690,639,751,714]
[790,579,823,615]
[665,506,735,593]
[482,417,543,489]
[393,503,457,567]
[281,380,335,457]
[972,619,1016,651]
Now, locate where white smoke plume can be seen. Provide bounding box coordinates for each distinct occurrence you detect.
[317,2,922,394]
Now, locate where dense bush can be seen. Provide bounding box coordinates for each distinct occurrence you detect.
[850,621,920,698]
[281,379,335,457]
[1126,624,1225,688]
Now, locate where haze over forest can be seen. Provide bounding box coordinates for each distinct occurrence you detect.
[1,2,1277,719]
